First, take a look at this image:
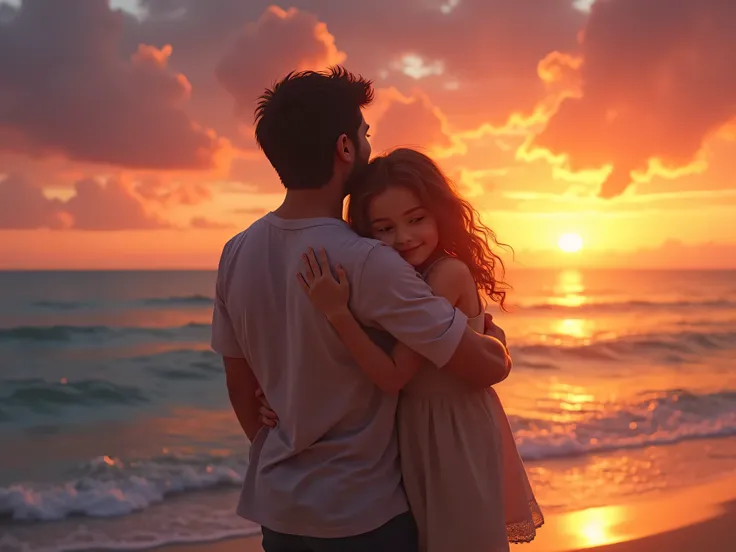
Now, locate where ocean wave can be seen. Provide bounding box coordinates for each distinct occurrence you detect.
[0,526,260,552]
[0,323,210,343]
[0,453,244,522]
[28,295,734,314]
[30,300,96,310]
[138,295,214,307]
[513,389,736,460]
[514,329,736,363]
[27,295,214,311]
[0,350,224,420]
[517,297,736,313]
[514,359,560,370]
[1,389,734,525]
[134,349,223,381]
[0,325,114,341]
[0,378,148,415]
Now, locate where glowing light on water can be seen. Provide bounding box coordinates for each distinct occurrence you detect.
[567,506,627,548]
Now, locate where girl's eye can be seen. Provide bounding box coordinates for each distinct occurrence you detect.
[409,216,424,224]
[376,226,393,234]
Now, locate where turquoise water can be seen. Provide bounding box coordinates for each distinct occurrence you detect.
[1,269,735,551]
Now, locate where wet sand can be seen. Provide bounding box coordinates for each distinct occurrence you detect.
[151,473,736,552]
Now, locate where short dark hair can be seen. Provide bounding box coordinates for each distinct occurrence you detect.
[254,67,374,190]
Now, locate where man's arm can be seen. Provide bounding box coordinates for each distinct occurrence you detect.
[223,356,262,441]
[353,244,509,388]
[211,255,262,440]
[444,328,511,387]
[425,258,511,387]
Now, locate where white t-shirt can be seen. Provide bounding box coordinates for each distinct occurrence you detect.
[211,213,467,538]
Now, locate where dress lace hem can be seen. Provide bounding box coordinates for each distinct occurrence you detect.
[507,500,545,544]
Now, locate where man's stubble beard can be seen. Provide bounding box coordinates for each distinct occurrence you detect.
[343,155,370,198]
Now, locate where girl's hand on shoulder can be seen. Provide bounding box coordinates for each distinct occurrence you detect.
[297,247,350,322]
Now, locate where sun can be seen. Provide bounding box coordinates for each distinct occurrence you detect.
[558,233,584,253]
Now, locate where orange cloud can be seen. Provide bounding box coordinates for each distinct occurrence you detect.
[537,51,583,90]
[216,6,346,116]
[228,154,282,192]
[125,0,586,145]
[0,175,168,230]
[190,217,235,229]
[366,0,584,130]
[0,1,224,170]
[231,207,269,216]
[529,0,736,197]
[135,177,212,206]
[64,178,169,230]
[0,175,67,229]
[369,88,460,157]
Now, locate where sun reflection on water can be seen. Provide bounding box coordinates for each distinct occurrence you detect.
[567,505,627,548]
[549,269,587,308]
[547,383,596,412]
[554,318,588,339]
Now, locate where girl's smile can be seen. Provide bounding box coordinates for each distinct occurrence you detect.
[367,186,440,267]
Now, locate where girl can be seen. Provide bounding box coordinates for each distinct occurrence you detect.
[263,148,543,551]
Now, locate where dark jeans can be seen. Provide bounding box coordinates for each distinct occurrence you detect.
[261,512,418,552]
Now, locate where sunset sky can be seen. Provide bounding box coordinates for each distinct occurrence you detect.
[1,0,735,269]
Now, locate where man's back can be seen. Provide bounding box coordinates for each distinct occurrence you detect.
[212,213,409,538]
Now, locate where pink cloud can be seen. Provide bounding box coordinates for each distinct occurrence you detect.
[216,6,346,116]
[0,174,168,230]
[0,175,66,229]
[0,1,225,170]
[129,1,583,132]
[64,178,168,230]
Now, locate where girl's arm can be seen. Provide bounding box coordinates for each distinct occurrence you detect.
[326,310,423,394]
[299,248,423,394]
[320,256,498,393]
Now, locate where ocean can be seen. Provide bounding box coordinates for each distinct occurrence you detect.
[0,269,735,551]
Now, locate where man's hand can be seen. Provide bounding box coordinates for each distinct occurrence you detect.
[484,313,506,346]
[483,313,512,381]
[256,388,279,428]
[224,357,262,441]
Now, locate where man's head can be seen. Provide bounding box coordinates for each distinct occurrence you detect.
[254,67,373,197]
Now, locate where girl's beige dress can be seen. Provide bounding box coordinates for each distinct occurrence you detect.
[397,258,544,552]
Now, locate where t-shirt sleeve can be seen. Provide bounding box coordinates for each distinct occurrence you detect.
[352,244,468,368]
[210,263,245,359]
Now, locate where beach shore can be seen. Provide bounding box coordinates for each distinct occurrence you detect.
[151,472,736,552]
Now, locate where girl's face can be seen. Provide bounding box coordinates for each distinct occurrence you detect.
[367,186,440,267]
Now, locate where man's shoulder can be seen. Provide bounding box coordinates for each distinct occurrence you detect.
[359,240,411,267]
[218,230,246,264]
[336,237,411,279]
[341,234,385,255]
[316,229,386,264]
[353,241,423,296]
[220,217,269,257]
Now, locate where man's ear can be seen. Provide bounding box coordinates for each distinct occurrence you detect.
[336,133,353,163]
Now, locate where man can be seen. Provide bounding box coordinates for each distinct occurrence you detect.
[211,67,510,552]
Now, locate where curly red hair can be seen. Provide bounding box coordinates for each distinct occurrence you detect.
[347,148,511,309]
